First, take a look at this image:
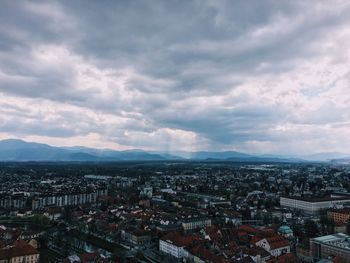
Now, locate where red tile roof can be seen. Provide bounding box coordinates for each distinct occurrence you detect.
[161,232,201,247]
[266,252,299,263]
[190,245,231,263]
[239,225,259,234]
[265,236,289,249]
[0,240,39,259]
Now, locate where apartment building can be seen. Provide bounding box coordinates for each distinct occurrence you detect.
[327,208,350,224]
[181,217,212,231]
[32,188,108,210]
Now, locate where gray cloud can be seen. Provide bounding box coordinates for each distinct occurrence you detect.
[0,0,350,154]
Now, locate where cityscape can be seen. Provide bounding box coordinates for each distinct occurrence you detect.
[0,160,350,262]
[1,0,350,262]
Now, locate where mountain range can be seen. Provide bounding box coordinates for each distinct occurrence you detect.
[0,139,348,162]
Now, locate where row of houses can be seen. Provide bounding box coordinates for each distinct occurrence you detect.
[159,225,294,263]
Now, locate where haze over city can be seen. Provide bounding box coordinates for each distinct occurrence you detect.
[1,0,350,155]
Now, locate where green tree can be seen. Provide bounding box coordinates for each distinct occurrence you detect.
[304,220,318,238]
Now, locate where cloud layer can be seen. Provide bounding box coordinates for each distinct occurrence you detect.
[1,0,350,154]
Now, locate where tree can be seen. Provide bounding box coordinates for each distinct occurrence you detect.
[63,206,73,222]
[320,215,334,234]
[292,223,305,241]
[263,213,272,225]
[273,216,280,225]
[304,220,318,238]
[136,251,144,260]
[346,220,350,235]
[32,215,50,226]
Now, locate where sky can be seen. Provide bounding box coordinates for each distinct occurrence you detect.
[1,0,350,155]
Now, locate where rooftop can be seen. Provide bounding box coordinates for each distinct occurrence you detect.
[312,233,350,250]
[281,195,350,203]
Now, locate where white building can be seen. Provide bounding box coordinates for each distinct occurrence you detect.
[159,233,198,259]
[280,196,350,214]
[255,236,290,257]
[159,239,186,259]
[181,217,212,231]
[32,189,108,210]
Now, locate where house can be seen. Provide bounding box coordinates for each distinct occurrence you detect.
[244,247,271,263]
[181,217,212,232]
[266,252,299,263]
[222,210,242,226]
[255,236,290,257]
[0,240,40,263]
[121,228,151,246]
[189,244,233,263]
[159,232,201,259]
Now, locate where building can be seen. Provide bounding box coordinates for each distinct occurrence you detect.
[0,240,40,263]
[280,196,350,214]
[159,233,200,259]
[209,200,231,207]
[277,217,293,239]
[181,217,212,232]
[188,244,243,263]
[140,187,153,198]
[0,194,27,210]
[32,189,108,210]
[121,228,152,246]
[310,233,350,261]
[328,209,350,224]
[278,225,293,238]
[255,236,290,257]
[222,210,242,226]
[84,174,112,181]
[159,238,187,259]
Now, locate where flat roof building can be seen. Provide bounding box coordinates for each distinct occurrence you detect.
[310,233,350,261]
[280,196,350,214]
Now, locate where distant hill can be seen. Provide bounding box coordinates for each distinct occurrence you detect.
[0,139,167,161]
[189,151,252,160]
[302,152,350,161]
[0,140,260,162]
[0,138,341,162]
[330,158,350,164]
[154,150,252,160]
[225,156,305,163]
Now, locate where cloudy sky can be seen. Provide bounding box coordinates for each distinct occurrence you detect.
[1,0,350,155]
